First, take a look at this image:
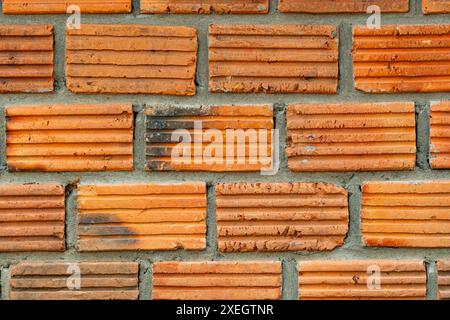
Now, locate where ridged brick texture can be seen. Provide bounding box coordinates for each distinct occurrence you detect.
[437,261,450,299]
[279,0,409,13]
[77,182,207,251]
[423,0,450,14]
[286,102,416,172]
[0,184,65,252]
[215,182,349,252]
[208,24,339,94]
[362,181,450,247]
[352,24,450,93]
[299,260,426,300]
[0,24,53,93]
[153,261,282,300]
[430,101,450,169]
[2,0,132,14]
[5,104,134,172]
[10,262,139,300]
[66,24,198,95]
[146,105,273,171]
[141,0,269,14]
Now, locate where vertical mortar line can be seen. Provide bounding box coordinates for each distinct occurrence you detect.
[132,0,140,15]
[133,107,146,172]
[425,259,438,300]
[196,21,209,99]
[1,265,11,300]
[65,183,78,251]
[274,103,288,173]
[415,0,422,15]
[416,102,431,170]
[346,181,363,247]
[0,106,7,173]
[338,22,354,96]
[269,0,278,14]
[53,18,67,93]
[205,183,218,257]
[138,259,152,300]
[282,258,298,300]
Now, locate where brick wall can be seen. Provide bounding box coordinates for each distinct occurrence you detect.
[0,0,450,300]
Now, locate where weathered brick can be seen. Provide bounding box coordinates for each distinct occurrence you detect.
[66,24,198,95]
[353,24,450,93]
[0,184,65,252]
[0,24,53,93]
[10,261,139,300]
[216,182,348,252]
[430,101,450,169]
[153,261,281,300]
[77,182,206,251]
[279,0,409,13]
[145,105,273,171]
[362,181,450,247]
[423,0,450,14]
[6,104,134,172]
[208,24,339,94]
[286,102,416,172]
[299,260,426,300]
[437,261,450,299]
[2,0,132,14]
[141,0,269,14]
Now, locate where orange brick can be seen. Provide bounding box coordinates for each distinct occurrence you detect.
[141,0,269,13]
[216,182,348,252]
[299,260,426,300]
[0,25,53,93]
[0,184,65,252]
[279,0,409,13]
[146,105,273,171]
[2,0,131,14]
[286,102,416,172]
[208,24,339,94]
[437,261,450,299]
[153,261,281,300]
[6,104,134,172]
[77,182,206,251]
[10,261,139,300]
[353,24,450,93]
[66,24,198,95]
[362,181,450,247]
[430,101,450,168]
[423,0,450,14]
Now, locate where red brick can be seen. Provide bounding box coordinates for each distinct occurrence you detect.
[3,0,131,14]
[10,261,139,300]
[141,0,269,13]
[216,182,348,252]
[437,261,450,299]
[209,24,339,94]
[0,184,65,252]
[66,24,198,95]
[153,261,281,300]
[299,260,426,300]
[0,24,53,93]
[286,102,416,172]
[423,0,450,14]
[353,24,450,93]
[362,181,450,247]
[77,182,206,251]
[430,101,450,169]
[6,104,134,172]
[279,0,409,13]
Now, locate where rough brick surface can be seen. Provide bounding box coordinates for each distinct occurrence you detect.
[66,24,198,95]
[352,24,450,93]
[141,0,269,14]
[145,105,273,171]
[286,102,416,172]
[208,24,339,94]
[430,101,450,168]
[0,184,65,252]
[5,104,134,172]
[10,262,139,300]
[362,181,450,247]
[299,260,426,300]
[0,24,53,93]
[279,0,409,13]
[2,0,132,14]
[423,0,450,14]
[216,182,348,252]
[153,261,282,300]
[77,182,207,251]
[437,261,450,299]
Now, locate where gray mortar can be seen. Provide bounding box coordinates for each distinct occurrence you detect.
[0,0,449,300]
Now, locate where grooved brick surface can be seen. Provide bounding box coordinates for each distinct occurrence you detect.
[437,261,450,299]
[298,260,426,300]
[77,182,207,251]
[216,182,349,252]
[145,105,273,172]
[0,184,65,252]
[10,262,139,300]
[66,24,198,95]
[141,0,269,14]
[430,101,450,168]
[423,0,450,14]
[153,261,282,300]
[279,0,409,13]
[208,24,339,94]
[286,102,416,172]
[352,24,450,93]
[362,181,450,247]
[2,0,132,14]
[5,104,134,172]
[0,24,53,93]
